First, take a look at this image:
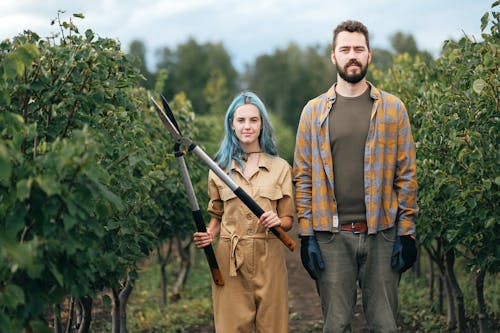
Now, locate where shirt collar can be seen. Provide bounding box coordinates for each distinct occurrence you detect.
[327,81,380,102]
[321,81,379,125]
[230,152,273,173]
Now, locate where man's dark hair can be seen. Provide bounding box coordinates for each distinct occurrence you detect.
[332,20,370,50]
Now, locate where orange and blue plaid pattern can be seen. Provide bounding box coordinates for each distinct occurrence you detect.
[293,83,418,236]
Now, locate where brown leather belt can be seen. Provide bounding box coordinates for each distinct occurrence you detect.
[340,222,368,234]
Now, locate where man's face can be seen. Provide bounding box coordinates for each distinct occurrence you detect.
[331,31,371,83]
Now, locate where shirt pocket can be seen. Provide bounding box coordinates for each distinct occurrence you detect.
[376,113,398,149]
[219,187,240,220]
[257,186,283,212]
[219,187,237,202]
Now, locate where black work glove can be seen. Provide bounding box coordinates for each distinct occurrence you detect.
[300,236,325,280]
[391,235,417,273]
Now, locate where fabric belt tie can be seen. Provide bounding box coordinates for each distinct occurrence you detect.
[221,231,272,276]
[229,234,242,277]
[340,222,368,234]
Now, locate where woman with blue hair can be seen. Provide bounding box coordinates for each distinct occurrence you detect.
[194,91,294,332]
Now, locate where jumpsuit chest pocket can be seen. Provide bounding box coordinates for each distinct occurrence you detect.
[256,186,283,212]
[219,187,237,201]
[219,187,240,221]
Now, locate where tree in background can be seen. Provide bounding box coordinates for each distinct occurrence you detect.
[155,38,239,115]
[369,48,394,72]
[244,43,335,129]
[0,12,205,332]
[2,6,496,331]
[242,34,434,131]
[374,3,499,331]
[368,31,434,81]
[128,29,434,148]
[128,39,155,90]
[391,31,419,57]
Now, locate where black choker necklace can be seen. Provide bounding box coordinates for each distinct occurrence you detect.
[242,151,261,161]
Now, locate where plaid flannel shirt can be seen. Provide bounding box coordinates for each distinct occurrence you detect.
[293,83,418,236]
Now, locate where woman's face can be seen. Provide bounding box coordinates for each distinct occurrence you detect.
[231,104,262,148]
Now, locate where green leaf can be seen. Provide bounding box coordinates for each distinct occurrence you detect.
[49,263,64,286]
[16,44,40,65]
[456,206,466,214]
[467,197,477,209]
[73,13,85,19]
[0,144,12,184]
[129,153,141,166]
[96,182,124,210]
[16,178,33,201]
[472,79,485,94]
[3,55,24,79]
[480,12,489,32]
[494,176,500,186]
[35,175,61,196]
[62,213,78,231]
[485,217,496,228]
[0,89,11,106]
[4,241,37,277]
[28,320,51,333]
[0,284,25,308]
[85,29,95,41]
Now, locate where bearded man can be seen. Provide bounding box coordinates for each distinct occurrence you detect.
[293,20,419,333]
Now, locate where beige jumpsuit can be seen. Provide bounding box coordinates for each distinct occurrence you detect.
[207,153,295,333]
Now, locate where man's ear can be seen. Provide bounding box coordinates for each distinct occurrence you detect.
[330,50,336,65]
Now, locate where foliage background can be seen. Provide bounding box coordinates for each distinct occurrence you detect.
[0,2,498,331]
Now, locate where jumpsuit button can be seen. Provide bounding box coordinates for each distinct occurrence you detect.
[247,229,253,235]
[246,213,252,220]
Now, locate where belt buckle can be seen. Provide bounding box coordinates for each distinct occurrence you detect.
[351,222,360,234]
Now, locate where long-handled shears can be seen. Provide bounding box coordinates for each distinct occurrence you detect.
[150,95,223,286]
[151,96,296,267]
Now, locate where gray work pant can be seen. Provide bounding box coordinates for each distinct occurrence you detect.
[315,227,400,333]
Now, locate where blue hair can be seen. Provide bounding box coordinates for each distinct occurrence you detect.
[214,91,278,171]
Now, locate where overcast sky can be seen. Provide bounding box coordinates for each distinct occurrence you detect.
[0,0,494,70]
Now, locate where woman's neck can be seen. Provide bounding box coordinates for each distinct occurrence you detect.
[240,143,261,154]
[242,151,260,179]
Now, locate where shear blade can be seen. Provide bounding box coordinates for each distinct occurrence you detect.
[150,96,182,140]
[160,95,182,135]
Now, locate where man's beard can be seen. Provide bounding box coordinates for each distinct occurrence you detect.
[336,59,368,83]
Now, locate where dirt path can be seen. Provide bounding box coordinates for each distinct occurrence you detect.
[286,225,369,332]
[286,239,324,332]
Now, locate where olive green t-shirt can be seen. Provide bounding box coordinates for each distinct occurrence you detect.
[329,87,373,224]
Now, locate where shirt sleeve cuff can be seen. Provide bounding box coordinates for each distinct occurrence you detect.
[397,219,416,236]
[298,218,314,236]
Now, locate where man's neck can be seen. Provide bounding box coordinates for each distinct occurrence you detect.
[335,77,369,97]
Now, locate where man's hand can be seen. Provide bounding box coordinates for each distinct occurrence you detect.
[300,236,325,280]
[391,235,417,273]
